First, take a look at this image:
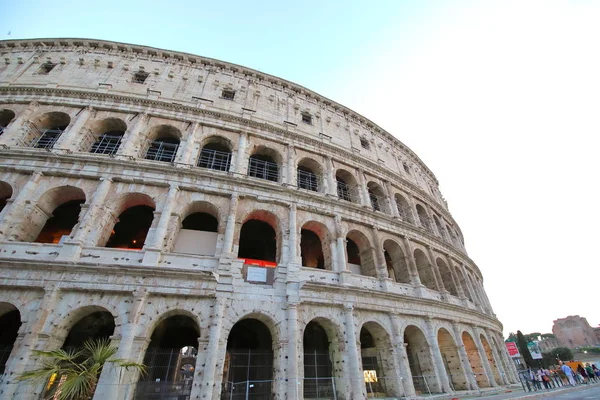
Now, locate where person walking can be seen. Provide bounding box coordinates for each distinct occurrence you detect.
[586,364,597,383]
[578,364,589,384]
[561,363,576,386]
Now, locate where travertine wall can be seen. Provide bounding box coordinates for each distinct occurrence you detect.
[0,38,516,400]
[552,316,598,349]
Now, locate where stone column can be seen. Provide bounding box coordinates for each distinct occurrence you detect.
[287,203,300,265]
[357,169,370,207]
[400,236,422,287]
[196,296,226,399]
[343,304,367,398]
[232,132,248,175]
[385,181,400,218]
[117,112,149,158]
[472,328,497,386]
[389,315,416,398]
[445,255,466,299]
[93,289,148,400]
[176,122,200,166]
[142,184,179,265]
[451,322,479,390]
[371,226,388,279]
[493,331,517,383]
[0,101,39,146]
[325,156,336,196]
[285,144,296,187]
[426,245,445,293]
[70,177,112,247]
[220,192,239,258]
[424,318,451,393]
[0,170,43,241]
[286,303,300,400]
[54,106,93,151]
[334,216,347,273]
[484,331,508,385]
[0,285,60,398]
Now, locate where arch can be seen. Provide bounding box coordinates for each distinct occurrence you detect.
[20,185,86,243]
[89,118,127,155]
[455,268,474,302]
[62,310,116,348]
[416,204,432,233]
[144,125,181,163]
[197,135,232,172]
[462,332,490,388]
[437,328,468,390]
[480,334,502,384]
[360,322,400,397]
[395,193,414,224]
[135,314,200,400]
[303,320,336,398]
[404,325,440,394]
[297,157,322,192]
[29,111,71,149]
[0,109,16,132]
[248,146,281,182]
[432,214,446,239]
[436,258,458,296]
[0,180,13,213]
[366,181,386,213]
[346,230,376,277]
[0,303,21,375]
[300,221,332,270]
[173,203,220,256]
[335,169,358,203]
[238,210,280,264]
[104,193,156,249]
[414,249,437,291]
[383,239,410,284]
[223,318,274,398]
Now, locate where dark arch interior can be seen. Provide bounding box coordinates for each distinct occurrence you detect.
[303,321,333,396]
[0,109,15,128]
[182,212,218,232]
[346,238,361,265]
[35,199,84,244]
[248,153,279,182]
[384,250,394,280]
[198,141,232,171]
[304,321,329,350]
[301,229,324,269]
[146,135,180,163]
[238,219,276,262]
[0,310,21,374]
[63,311,115,349]
[203,142,230,152]
[106,205,155,249]
[148,315,200,349]
[360,327,375,349]
[227,319,272,350]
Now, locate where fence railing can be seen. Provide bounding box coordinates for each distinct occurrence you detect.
[303,377,336,399]
[198,148,232,171]
[29,128,63,149]
[221,379,272,400]
[297,169,320,192]
[90,134,123,155]
[145,140,179,163]
[248,158,279,182]
[336,181,360,203]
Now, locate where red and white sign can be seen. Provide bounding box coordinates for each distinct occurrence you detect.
[505,341,520,358]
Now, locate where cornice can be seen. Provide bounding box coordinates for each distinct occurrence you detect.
[0,37,438,181]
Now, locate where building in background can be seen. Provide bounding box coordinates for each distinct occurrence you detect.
[552,316,598,349]
[0,38,517,400]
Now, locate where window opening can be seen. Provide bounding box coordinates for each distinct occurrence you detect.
[182,212,218,231]
[106,205,155,249]
[248,154,279,182]
[336,177,352,202]
[38,62,56,75]
[133,70,149,84]
[90,131,124,155]
[197,143,231,172]
[304,321,334,398]
[403,163,411,175]
[146,137,179,163]
[301,113,312,125]
[347,238,360,266]
[221,89,235,100]
[360,137,370,150]
[0,309,21,375]
[300,229,324,269]
[0,110,15,135]
[238,219,276,263]
[30,125,66,149]
[297,166,318,191]
[35,199,84,244]
[368,188,380,212]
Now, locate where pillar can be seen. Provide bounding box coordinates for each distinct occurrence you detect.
[0,101,39,146]
[176,122,200,166]
[117,113,149,157]
[0,170,43,241]
[70,177,112,247]
[142,184,179,265]
[389,315,416,398]
[285,144,296,187]
[343,304,367,399]
[371,226,388,279]
[286,303,300,400]
[424,318,451,393]
[400,236,422,287]
[356,169,370,207]
[484,331,508,385]
[334,216,347,273]
[445,255,466,299]
[220,192,239,258]
[287,203,300,265]
[196,296,226,399]
[232,132,248,175]
[325,156,336,196]
[426,245,445,293]
[385,181,400,218]
[472,328,497,386]
[54,106,93,151]
[451,322,479,390]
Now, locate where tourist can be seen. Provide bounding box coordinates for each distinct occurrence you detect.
[560,363,576,386]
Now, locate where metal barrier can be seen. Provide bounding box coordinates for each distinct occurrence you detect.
[198,148,232,171]
[248,158,279,182]
[145,140,179,163]
[29,128,63,149]
[303,377,336,399]
[297,169,319,192]
[222,379,272,400]
[90,134,123,155]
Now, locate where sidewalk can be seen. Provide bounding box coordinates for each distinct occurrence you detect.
[429,381,600,400]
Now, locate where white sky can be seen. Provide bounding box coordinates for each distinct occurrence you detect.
[4,0,599,336]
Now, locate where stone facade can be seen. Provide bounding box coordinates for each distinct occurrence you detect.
[0,38,516,400]
[552,316,598,349]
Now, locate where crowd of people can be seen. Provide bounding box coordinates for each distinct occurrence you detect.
[521,362,600,392]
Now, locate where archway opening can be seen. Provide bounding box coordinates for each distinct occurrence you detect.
[395,194,414,224]
[437,259,458,296]
[480,335,502,384]
[135,315,200,400]
[438,328,468,390]
[346,232,377,277]
[198,139,232,171]
[360,323,397,397]
[303,321,334,398]
[90,118,127,155]
[248,149,279,182]
[0,181,13,213]
[366,182,386,213]
[462,332,490,388]
[335,170,358,203]
[62,311,115,349]
[0,109,15,134]
[146,135,180,163]
[416,205,432,233]
[35,199,85,243]
[301,229,324,269]
[414,249,437,290]
[174,212,219,255]
[29,112,70,149]
[106,205,155,249]
[238,219,277,264]
[0,307,21,375]
[383,240,410,284]
[223,319,273,399]
[404,325,440,394]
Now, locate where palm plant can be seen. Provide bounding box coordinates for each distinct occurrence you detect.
[18,338,146,400]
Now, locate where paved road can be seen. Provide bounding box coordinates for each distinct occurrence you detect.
[536,384,600,399]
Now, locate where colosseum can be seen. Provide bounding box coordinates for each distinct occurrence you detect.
[0,38,516,400]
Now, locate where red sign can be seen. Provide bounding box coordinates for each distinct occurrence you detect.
[505,341,520,357]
